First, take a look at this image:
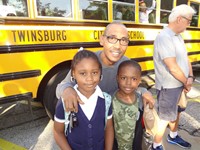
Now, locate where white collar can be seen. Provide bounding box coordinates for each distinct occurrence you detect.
[74,85,104,102]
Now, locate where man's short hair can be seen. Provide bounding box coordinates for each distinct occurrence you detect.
[168,4,196,23]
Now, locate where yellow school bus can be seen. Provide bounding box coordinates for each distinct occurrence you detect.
[0,0,199,118]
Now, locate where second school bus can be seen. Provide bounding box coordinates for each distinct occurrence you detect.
[0,0,200,118]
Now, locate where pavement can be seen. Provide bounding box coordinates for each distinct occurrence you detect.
[143,129,200,150]
[141,68,200,150]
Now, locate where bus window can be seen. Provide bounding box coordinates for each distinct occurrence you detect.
[80,0,108,20]
[190,2,199,27]
[160,0,173,24]
[138,0,156,24]
[0,0,28,17]
[113,0,135,22]
[176,0,188,6]
[36,0,72,18]
[145,0,156,24]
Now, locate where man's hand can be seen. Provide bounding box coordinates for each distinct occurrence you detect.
[184,78,193,93]
[142,91,155,109]
[62,87,84,112]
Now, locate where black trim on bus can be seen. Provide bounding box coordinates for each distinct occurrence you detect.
[192,60,200,65]
[0,70,41,82]
[0,19,161,29]
[185,27,200,31]
[188,51,200,55]
[0,92,33,105]
[1,38,200,54]
[0,42,200,62]
[131,50,200,63]
[141,69,155,76]
[129,41,154,45]
[1,19,200,30]
[0,40,196,54]
[0,19,109,26]
[133,56,153,62]
[184,40,200,43]
[130,40,200,45]
[0,41,155,53]
[133,61,199,76]
[0,43,100,54]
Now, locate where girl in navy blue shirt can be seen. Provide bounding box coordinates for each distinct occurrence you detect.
[54,50,114,150]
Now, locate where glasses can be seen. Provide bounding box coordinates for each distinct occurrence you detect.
[104,35,129,46]
[181,16,192,23]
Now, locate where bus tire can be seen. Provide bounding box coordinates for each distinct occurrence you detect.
[43,69,68,120]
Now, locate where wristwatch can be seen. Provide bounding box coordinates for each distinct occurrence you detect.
[188,75,195,81]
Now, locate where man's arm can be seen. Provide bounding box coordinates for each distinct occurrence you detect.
[56,70,83,112]
[188,59,194,77]
[186,59,194,92]
[56,70,74,99]
[164,57,187,83]
[163,57,192,92]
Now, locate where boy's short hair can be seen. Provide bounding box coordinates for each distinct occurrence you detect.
[117,60,142,76]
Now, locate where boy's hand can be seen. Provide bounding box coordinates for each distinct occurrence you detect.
[142,91,155,109]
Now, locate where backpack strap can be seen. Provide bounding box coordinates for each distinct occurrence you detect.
[103,92,112,129]
[61,98,71,136]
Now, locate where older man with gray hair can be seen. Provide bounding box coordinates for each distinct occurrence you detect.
[152,4,196,150]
